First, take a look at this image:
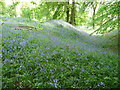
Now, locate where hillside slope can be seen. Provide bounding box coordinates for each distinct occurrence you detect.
[2,18,118,88]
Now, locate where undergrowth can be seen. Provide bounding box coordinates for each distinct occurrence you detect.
[2,18,118,88]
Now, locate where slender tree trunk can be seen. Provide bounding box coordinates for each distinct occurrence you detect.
[93,8,95,29]
[92,2,98,29]
[66,0,70,22]
[118,1,120,87]
[92,2,97,29]
[100,12,103,27]
[70,0,75,25]
[32,10,35,20]
[15,2,22,17]
[53,4,61,19]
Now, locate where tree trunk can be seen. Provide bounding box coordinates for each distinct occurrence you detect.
[32,10,35,20]
[118,1,120,87]
[66,0,70,22]
[100,11,103,29]
[92,2,97,29]
[53,4,61,19]
[15,2,22,17]
[93,8,95,29]
[70,0,75,25]
[100,2,103,27]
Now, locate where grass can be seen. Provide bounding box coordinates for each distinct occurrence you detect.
[2,17,118,88]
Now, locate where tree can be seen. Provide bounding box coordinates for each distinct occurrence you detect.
[66,0,70,22]
[70,0,75,25]
[91,2,119,34]
[0,1,6,15]
[75,2,92,26]
[53,3,62,19]
[15,2,22,17]
[91,2,98,29]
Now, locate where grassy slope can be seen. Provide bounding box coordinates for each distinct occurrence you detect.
[2,18,118,88]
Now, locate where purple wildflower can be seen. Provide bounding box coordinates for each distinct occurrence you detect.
[3,59,14,64]
[20,41,27,45]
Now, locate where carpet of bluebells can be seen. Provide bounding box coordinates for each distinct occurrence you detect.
[2,18,118,88]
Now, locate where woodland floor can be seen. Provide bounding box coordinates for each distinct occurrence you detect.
[1,17,119,88]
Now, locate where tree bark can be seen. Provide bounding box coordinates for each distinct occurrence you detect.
[53,4,61,19]
[92,2,97,29]
[118,1,120,87]
[70,0,75,25]
[93,8,95,29]
[66,0,70,22]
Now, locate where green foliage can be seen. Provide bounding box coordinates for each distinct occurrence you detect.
[75,11,89,26]
[31,1,37,5]
[0,1,6,15]
[22,8,32,19]
[91,2,119,34]
[0,1,20,17]
[9,2,20,10]
[8,2,20,17]
[1,1,119,32]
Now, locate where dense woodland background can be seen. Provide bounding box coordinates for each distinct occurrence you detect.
[1,0,120,88]
[1,0,119,34]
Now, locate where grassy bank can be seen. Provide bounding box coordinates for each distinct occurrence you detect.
[2,17,118,88]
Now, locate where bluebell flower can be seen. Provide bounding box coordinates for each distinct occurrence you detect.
[49,83,54,86]
[72,84,76,87]
[53,50,57,54]
[0,34,2,37]
[51,76,54,79]
[20,41,27,45]
[3,59,14,64]
[97,82,105,87]
[38,83,42,85]
[84,57,88,60]
[0,53,2,57]
[13,54,17,58]
[53,79,58,83]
